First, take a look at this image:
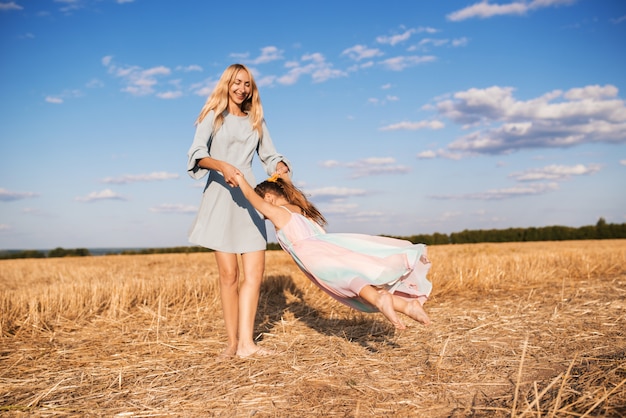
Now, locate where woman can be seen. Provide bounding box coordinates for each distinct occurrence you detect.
[233,173,433,330]
[187,64,290,358]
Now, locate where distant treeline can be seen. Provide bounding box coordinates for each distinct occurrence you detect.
[1,219,624,260]
[389,218,626,245]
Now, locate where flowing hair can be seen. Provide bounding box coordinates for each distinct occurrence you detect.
[194,63,264,139]
[255,178,327,227]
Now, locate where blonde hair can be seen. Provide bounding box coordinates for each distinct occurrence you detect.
[255,178,327,227]
[195,63,264,138]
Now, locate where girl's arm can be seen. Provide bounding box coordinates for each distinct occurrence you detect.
[234,174,291,229]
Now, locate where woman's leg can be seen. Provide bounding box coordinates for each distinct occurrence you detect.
[236,250,267,357]
[214,251,240,357]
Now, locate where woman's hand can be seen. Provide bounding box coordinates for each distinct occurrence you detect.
[221,162,242,187]
[274,161,290,182]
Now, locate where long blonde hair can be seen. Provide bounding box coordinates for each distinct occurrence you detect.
[255,178,327,227]
[195,63,264,138]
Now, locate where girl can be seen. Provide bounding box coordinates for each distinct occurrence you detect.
[234,173,432,330]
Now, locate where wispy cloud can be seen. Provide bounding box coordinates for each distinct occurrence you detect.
[102,55,175,97]
[447,0,576,22]
[276,53,347,85]
[305,186,368,202]
[0,188,39,202]
[75,189,126,202]
[149,203,197,214]
[378,55,436,71]
[380,120,445,131]
[431,182,559,200]
[509,163,601,181]
[0,2,22,11]
[101,171,179,185]
[341,45,384,61]
[321,157,411,179]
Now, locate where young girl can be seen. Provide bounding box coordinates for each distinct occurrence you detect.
[233,173,432,330]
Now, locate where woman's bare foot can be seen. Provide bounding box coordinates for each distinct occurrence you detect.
[216,346,237,361]
[404,300,431,326]
[376,290,406,330]
[237,346,276,359]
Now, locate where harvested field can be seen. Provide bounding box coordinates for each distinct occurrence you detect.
[1,240,625,417]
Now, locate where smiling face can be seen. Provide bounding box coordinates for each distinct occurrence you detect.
[228,69,251,112]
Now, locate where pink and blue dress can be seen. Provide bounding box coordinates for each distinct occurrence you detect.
[276,208,432,313]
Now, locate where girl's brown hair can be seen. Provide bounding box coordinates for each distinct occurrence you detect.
[195,64,264,139]
[255,178,327,227]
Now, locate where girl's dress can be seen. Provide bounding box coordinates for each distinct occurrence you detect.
[187,110,290,253]
[276,208,432,313]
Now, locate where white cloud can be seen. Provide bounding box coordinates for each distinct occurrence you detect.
[447,0,576,22]
[431,182,559,200]
[378,55,436,71]
[416,148,463,160]
[277,53,347,85]
[45,96,63,104]
[431,84,626,155]
[75,189,126,202]
[103,56,172,97]
[0,2,23,11]
[156,91,183,99]
[325,157,411,179]
[376,29,416,46]
[620,160,626,166]
[416,150,437,159]
[341,45,384,61]
[306,186,367,201]
[509,164,601,181]
[0,188,39,201]
[101,171,179,185]
[176,64,202,72]
[149,204,197,214]
[380,120,445,131]
[248,46,284,64]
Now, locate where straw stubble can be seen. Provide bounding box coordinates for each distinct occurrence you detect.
[1,240,625,416]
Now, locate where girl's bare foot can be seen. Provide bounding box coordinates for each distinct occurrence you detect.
[376,290,406,330]
[404,300,431,326]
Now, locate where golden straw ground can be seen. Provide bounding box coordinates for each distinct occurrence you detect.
[1,240,625,416]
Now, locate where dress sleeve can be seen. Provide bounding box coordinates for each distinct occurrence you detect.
[257,120,292,176]
[186,111,215,180]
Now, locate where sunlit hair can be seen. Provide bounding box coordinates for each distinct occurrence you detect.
[255,178,327,227]
[195,63,264,139]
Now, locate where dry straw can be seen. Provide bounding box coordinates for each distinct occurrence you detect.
[1,240,625,416]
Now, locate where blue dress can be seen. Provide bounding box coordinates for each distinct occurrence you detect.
[276,208,432,313]
[187,110,290,253]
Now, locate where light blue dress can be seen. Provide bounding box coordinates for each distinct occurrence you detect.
[276,208,432,313]
[187,110,290,253]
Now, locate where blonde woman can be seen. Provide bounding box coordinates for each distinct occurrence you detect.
[187,64,290,358]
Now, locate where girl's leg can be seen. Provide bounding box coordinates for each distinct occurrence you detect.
[236,250,268,357]
[214,251,240,357]
[359,286,406,329]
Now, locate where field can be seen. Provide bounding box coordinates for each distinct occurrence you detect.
[1,240,625,417]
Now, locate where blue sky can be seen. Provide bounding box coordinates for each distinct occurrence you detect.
[1,0,625,250]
